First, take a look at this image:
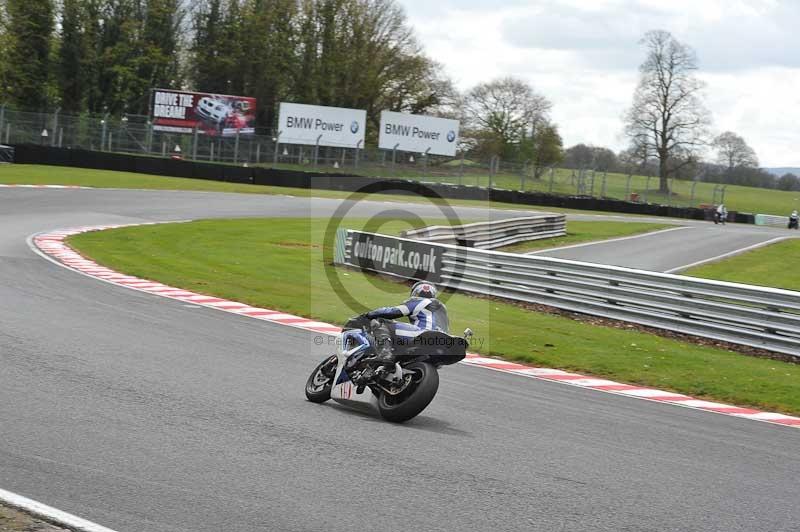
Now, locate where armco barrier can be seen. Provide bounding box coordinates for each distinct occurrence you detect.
[401,215,567,249]
[10,143,750,222]
[335,228,800,357]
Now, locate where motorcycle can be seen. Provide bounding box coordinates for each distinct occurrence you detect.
[789,214,798,230]
[305,316,472,423]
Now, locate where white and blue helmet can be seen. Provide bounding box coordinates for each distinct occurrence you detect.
[410,281,437,299]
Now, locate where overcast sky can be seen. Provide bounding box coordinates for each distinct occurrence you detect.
[397,0,800,167]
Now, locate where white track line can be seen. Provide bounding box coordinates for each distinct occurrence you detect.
[0,487,119,532]
[664,236,792,273]
[525,226,690,254]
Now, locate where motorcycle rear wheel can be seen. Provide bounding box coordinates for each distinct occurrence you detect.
[305,356,336,403]
[377,361,439,423]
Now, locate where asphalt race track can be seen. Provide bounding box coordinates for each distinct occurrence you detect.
[1,188,798,532]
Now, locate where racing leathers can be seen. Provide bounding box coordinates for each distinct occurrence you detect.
[363,297,449,364]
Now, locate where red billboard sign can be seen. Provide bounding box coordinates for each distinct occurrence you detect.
[150,88,257,136]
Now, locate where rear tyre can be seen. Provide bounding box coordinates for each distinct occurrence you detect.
[305,356,337,403]
[377,362,439,423]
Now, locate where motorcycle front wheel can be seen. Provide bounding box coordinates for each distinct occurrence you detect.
[377,361,439,423]
[305,356,337,403]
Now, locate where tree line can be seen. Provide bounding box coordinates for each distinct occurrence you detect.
[0,0,563,165]
[0,3,785,191]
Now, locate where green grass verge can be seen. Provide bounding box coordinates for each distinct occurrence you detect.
[68,218,800,416]
[499,221,674,253]
[685,238,800,291]
[0,164,647,217]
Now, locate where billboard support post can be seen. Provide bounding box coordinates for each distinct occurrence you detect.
[210,142,214,162]
[192,126,199,160]
[161,141,166,157]
[234,129,241,163]
[272,131,282,165]
[58,127,63,148]
[423,147,431,173]
[355,140,362,168]
[313,134,322,168]
[256,143,261,164]
[392,143,399,172]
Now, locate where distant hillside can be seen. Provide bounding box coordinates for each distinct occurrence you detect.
[765,167,800,177]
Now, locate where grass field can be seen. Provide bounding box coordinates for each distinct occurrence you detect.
[499,221,673,253]
[263,159,800,216]
[0,164,649,217]
[686,237,800,291]
[69,217,800,415]
[3,162,800,217]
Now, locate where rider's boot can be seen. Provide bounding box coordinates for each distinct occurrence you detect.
[371,320,396,366]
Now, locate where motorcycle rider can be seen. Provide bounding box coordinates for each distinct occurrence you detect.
[790,209,799,229]
[715,204,727,225]
[361,281,449,365]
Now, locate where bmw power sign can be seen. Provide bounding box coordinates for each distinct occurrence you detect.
[278,102,367,148]
[378,111,460,156]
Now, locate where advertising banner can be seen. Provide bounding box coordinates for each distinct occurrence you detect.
[150,88,257,137]
[277,102,366,148]
[336,229,443,283]
[379,111,460,156]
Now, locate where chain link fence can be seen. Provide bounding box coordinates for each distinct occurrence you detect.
[0,106,724,207]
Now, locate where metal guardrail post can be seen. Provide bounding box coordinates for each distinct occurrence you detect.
[272,130,282,164]
[601,171,607,198]
[625,173,632,200]
[520,160,529,191]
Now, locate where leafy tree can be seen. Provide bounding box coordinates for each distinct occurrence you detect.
[713,131,758,171]
[624,30,710,192]
[57,0,86,111]
[530,123,563,176]
[136,0,183,112]
[464,76,551,160]
[191,0,244,95]
[777,173,800,192]
[0,0,9,104]
[5,0,54,109]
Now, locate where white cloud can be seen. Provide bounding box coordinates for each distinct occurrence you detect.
[399,0,800,166]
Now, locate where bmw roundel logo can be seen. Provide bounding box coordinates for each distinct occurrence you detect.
[447,130,456,142]
[350,121,359,134]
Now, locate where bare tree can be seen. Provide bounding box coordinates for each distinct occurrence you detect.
[624,30,710,192]
[463,76,552,158]
[713,131,759,171]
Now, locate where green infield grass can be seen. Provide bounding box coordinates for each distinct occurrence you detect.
[69,217,800,416]
[0,164,644,217]
[498,221,674,253]
[685,237,800,291]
